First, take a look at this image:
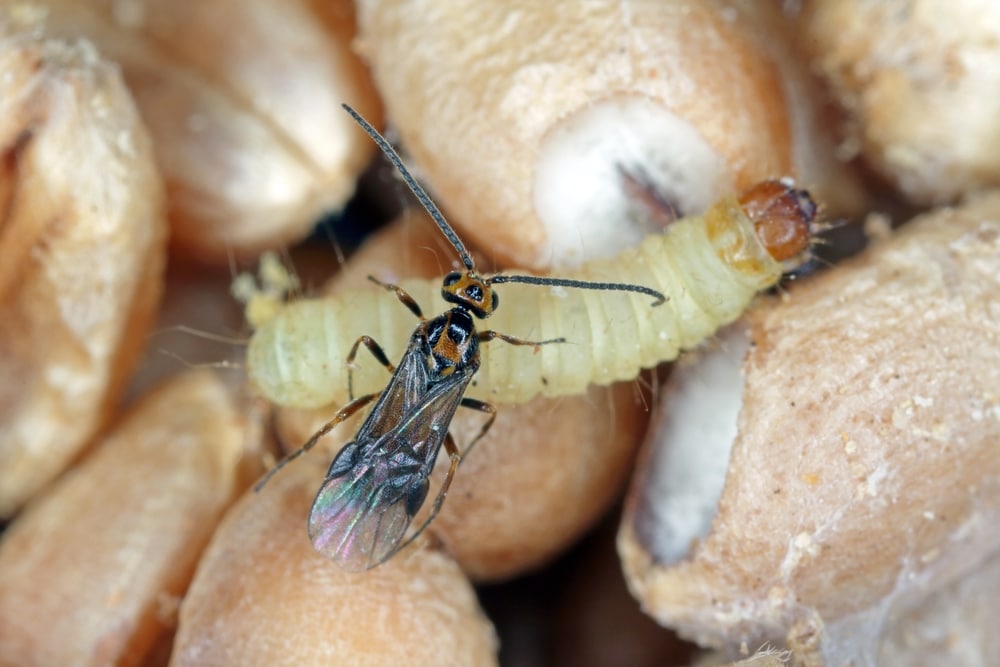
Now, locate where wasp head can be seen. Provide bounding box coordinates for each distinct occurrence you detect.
[441,271,499,319]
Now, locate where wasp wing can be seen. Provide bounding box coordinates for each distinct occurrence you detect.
[308,363,475,571]
[360,329,435,441]
[308,468,413,571]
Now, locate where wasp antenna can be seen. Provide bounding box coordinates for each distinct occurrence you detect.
[342,104,475,272]
[491,274,666,306]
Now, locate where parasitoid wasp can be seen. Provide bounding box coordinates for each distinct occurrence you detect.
[253,104,666,571]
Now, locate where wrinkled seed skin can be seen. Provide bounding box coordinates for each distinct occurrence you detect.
[0,16,168,517]
[798,0,1000,203]
[355,0,795,269]
[23,0,383,262]
[170,462,499,667]
[621,192,1000,657]
[0,370,245,667]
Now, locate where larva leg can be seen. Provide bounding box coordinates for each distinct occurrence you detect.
[345,335,395,401]
[379,432,462,566]
[478,329,566,350]
[367,275,425,320]
[458,397,497,458]
[253,392,379,493]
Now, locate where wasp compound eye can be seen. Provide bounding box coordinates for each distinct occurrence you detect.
[443,271,461,286]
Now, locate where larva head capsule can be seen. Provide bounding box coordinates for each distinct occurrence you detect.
[738,179,818,263]
[442,271,499,319]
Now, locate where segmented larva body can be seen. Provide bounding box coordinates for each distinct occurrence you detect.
[248,182,815,409]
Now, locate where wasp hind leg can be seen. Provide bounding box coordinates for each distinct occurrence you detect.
[377,399,496,567]
[376,431,462,567]
[253,392,379,493]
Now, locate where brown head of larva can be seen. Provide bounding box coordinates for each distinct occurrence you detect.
[738,180,817,261]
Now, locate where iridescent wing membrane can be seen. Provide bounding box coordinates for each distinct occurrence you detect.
[307,324,478,571]
[253,105,669,572]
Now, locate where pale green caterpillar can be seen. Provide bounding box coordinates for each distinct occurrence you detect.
[244,180,816,410]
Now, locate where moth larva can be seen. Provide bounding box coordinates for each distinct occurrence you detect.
[254,105,665,570]
[247,180,817,409]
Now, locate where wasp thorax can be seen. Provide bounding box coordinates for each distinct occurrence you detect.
[738,180,817,262]
[441,271,498,318]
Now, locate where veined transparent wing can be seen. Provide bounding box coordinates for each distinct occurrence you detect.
[307,364,475,571]
[308,465,414,571]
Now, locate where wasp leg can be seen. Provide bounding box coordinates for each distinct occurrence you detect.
[380,431,462,565]
[253,392,379,493]
[458,397,496,458]
[345,335,395,401]
[478,330,566,349]
[380,401,494,565]
[367,275,425,320]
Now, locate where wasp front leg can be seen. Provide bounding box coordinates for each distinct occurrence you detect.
[345,277,428,400]
[367,275,426,320]
[345,335,395,401]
